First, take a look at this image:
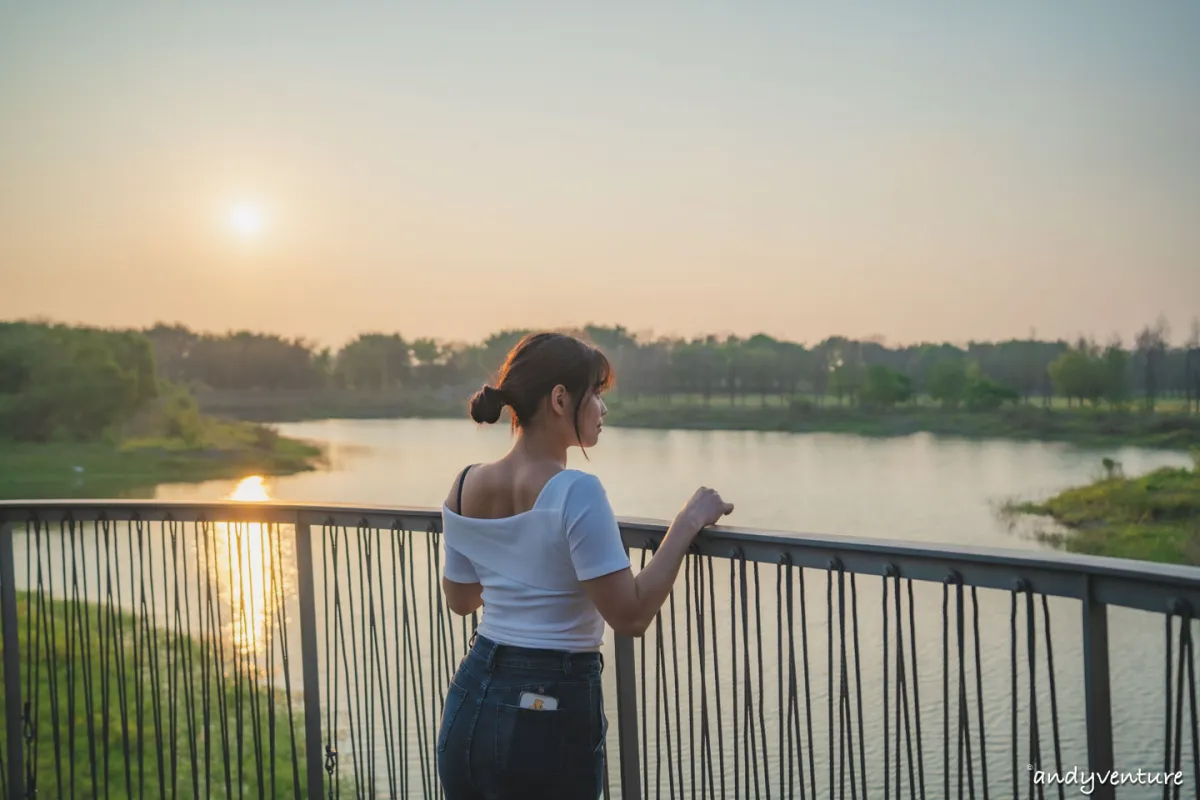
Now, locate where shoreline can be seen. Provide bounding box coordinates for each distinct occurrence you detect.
[1004,456,1200,565]
[0,433,324,501]
[196,390,1200,452]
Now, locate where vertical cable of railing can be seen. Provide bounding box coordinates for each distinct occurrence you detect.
[25,520,41,797]
[907,578,926,799]
[898,575,919,799]
[1,520,24,799]
[883,571,891,800]
[295,511,327,800]
[1081,574,1115,800]
[1186,610,1200,797]
[393,520,412,796]
[1164,600,1199,800]
[614,542,643,800]
[972,587,988,800]
[371,527,398,797]
[1182,606,1200,795]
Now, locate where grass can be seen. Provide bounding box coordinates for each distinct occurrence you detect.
[0,592,345,798]
[1006,452,1200,565]
[0,420,323,500]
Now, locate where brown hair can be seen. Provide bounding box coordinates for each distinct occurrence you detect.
[469,332,614,444]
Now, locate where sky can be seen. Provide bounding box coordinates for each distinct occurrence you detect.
[1,2,1198,350]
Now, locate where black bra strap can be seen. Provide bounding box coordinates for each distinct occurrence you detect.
[455,464,475,514]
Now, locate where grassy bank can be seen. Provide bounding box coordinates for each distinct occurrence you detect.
[0,419,322,500]
[1009,453,1200,565]
[0,593,341,798]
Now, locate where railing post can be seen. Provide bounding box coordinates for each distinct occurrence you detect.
[295,513,326,800]
[1,521,25,800]
[1082,575,1114,800]
[613,545,642,800]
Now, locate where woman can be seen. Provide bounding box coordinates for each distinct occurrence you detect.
[435,332,733,800]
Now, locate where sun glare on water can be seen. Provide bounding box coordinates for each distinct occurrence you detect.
[230,475,270,502]
[220,475,277,655]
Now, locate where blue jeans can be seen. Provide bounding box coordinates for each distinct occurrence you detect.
[436,633,608,800]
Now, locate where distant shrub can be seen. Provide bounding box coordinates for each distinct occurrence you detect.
[963,379,1020,412]
[162,388,204,447]
[252,424,280,450]
[787,397,816,414]
[1101,457,1124,481]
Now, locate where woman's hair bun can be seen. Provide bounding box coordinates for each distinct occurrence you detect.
[468,384,507,424]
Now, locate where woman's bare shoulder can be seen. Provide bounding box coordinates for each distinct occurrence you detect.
[443,462,484,513]
[444,459,570,517]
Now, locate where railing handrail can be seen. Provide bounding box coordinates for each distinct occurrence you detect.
[2,499,1198,615]
[5,499,1198,800]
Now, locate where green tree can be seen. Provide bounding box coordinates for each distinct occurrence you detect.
[929,359,969,409]
[334,333,411,390]
[809,349,830,404]
[410,337,441,366]
[829,362,865,406]
[962,378,1019,412]
[776,341,810,398]
[1135,316,1170,411]
[1185,318,1200,415]
[1048,349,1090,407]
[859,365,913,409]
[1101,342,1130,409]
[743,338,780,406]
[0,323,151,441]
[1049,341,1117,408]
[161,386,205,446]
[719,337,745,404]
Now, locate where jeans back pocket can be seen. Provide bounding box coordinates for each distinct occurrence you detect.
[496,700,598,772]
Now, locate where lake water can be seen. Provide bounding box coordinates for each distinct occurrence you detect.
[15,419,1198,798]
[160,418,1190,550]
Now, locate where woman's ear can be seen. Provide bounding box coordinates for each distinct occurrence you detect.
[550,384,569,416]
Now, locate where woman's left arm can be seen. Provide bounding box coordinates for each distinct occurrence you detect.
[441,468,484,615]
[442,577,483,615]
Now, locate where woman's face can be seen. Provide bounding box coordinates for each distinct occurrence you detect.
[574,389,607,448]
[546,384,608,449]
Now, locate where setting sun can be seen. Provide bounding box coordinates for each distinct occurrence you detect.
[229,202,263,237]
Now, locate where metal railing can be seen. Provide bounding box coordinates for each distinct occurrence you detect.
[1,499,1198,799]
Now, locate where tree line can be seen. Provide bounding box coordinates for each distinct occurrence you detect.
[0,321,161,441]
[141,317,1200,413]
[3,317,1198,443]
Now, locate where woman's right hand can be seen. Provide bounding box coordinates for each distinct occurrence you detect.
[582,485,735,638]
[678,487,734,533]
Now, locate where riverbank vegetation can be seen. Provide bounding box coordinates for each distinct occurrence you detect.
[0,592,346,798]
[0,322,321,499]
[604,396,1200,449]
[139,318,1200,414]
[1008,450,1200,565]
[143,316,1200,448]
[7,316,1200,453]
